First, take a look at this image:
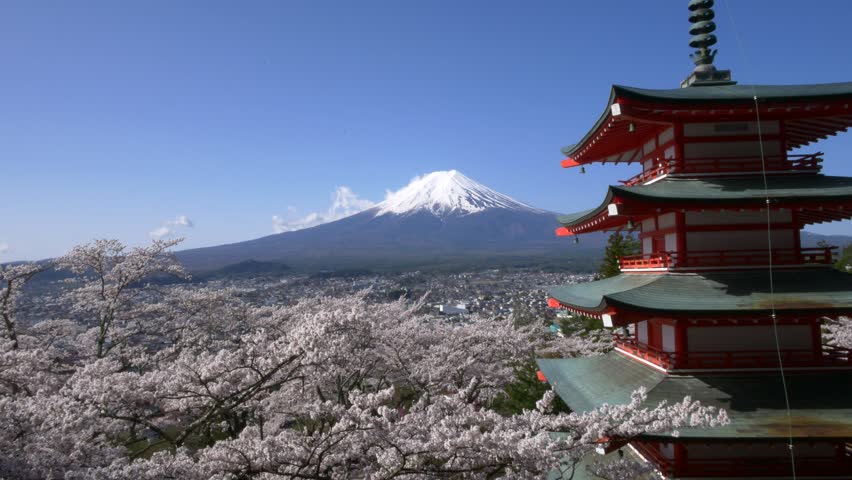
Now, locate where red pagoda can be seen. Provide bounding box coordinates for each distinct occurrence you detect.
[538,1,852,477]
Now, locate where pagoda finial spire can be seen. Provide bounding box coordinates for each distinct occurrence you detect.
[681,0,735,88]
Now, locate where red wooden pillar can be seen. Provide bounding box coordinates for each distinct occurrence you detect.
[674,122,685,171]
[835,441,847,469]
[673,442,688,477]
[670,122,686,267]
[675,211,687,267]
[646,318,656,349]
[648,318,663,350]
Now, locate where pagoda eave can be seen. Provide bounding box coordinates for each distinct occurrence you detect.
[537,352,852,440]
[547,296,852,329]
[562,82,852,165]
[547,270,852,322]
[556,175,852,235]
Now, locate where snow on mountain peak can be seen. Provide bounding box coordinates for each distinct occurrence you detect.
[374,170,539,216]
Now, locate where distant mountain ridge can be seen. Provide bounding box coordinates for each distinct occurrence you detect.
[177,171,606,272]
[800,231,852,248]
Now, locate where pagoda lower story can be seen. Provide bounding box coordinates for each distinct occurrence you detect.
[539,350,852,478]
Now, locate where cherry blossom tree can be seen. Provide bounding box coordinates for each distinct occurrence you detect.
[0,262,47,350]
[57,238,186,359]
[825,316,852,350]
[0,238,728,479]
[72,384,725,480]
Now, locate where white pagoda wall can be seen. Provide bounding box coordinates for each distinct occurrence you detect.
[658,212,676,229]
[641,210,799,255]
[685,210,791,225]
[683,140,782,161]
[684,210,796,253]
[685,230,795,251]
[636,320,648,344]
[640,213,678,254]
[642,237,652,254]
[683,120,780,137]
[686,442,835,459]
[641,126,676,172]
[661,324,676,352]
[682,120,783,168]
[686,324,813,352]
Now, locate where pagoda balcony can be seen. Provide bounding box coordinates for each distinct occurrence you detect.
[613,334,852,371]
[634,441,850,478]
[618,152,823,186]
[618,246,836,272]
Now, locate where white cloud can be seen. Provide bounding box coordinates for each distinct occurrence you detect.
[149,227,171,239]
[273,186,375,233]
[171,215,193,228]
[150,215,195,239]
[330,186,374,216]
[272,215,287,234]
[0,243,10,255]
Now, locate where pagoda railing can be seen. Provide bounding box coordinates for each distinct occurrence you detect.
[619,152,823,186]
[636,442,849,478]
[631,443,675,476]
[675,458,850,477]
[613,334,852,370]
[619,246,836,271]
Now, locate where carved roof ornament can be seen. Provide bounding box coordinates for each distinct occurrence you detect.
[681,0,735,87]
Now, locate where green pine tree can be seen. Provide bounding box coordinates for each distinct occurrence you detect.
[491,358,571,415]
[818,240,851,273]
[835,243,852,273]
[598,233,641,279]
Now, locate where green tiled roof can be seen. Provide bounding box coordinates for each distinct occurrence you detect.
[538,352,664,412]
[548,275,658,310]
[614,82,852,105]
[613,175,852,204]
[557,175,852,229]
[561,82,852,157]
[546,436,655,480]
[555,208,598,226]
[538,353,852,439]
[548,270,852,315]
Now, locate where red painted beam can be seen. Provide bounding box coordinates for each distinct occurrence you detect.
[561,157,581,168]
[555,227,574,237]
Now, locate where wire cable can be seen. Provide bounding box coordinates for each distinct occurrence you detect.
[753,95,797,478]
[721,1,797,477]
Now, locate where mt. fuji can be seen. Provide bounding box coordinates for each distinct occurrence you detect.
[373,170,541,217]
[177,171,606,272]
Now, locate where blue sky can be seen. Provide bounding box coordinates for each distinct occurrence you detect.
[2,0,851,261]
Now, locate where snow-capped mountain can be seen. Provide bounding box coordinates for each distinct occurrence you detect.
[373,170,540,217]
[177,171,606,272]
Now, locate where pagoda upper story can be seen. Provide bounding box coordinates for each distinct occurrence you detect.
[555,82,852,274]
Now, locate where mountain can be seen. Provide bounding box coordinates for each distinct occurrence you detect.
[801,231,852,248]
[177,171,606,273]
[197,260,291,280]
